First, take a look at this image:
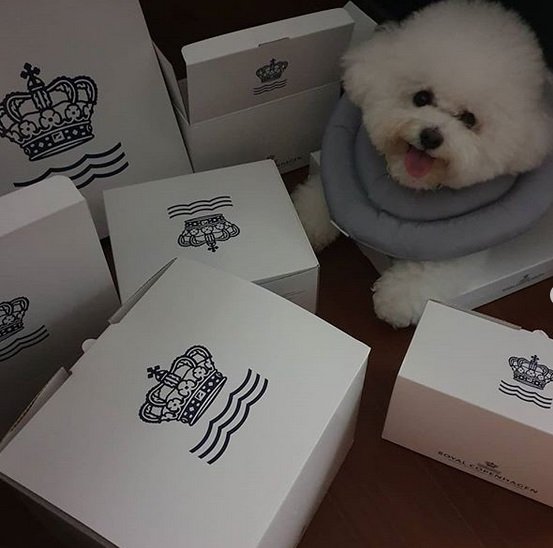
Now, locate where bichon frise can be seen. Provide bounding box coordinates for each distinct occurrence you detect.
[293,0,553,327]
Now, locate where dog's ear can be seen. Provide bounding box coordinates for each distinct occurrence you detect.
[341,23,399,108]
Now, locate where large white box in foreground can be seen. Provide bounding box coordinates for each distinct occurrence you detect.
[0,257,369,547]
[383,301,553,506]
[104,160,319,311]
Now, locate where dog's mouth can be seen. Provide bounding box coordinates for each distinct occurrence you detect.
[404,144,435,178]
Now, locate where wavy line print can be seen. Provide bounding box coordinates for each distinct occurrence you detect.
[253,85,287,95]
[167,196,232,211]
[254,80,287,91]
[500,381,552,402]
[0,325,48,356]
[0,326,49,362]
[253,84,287,95]
[168,204,233,218]
[206,378,268,464]
[499,387,551,409]
[75,161,129,189]
[69,152,126,181]
[12,143,122,187]
[195,373,261,459]
[498,385,550,404]
[190,369,253,453]
[253,80,287,94]
[168,200,232,213]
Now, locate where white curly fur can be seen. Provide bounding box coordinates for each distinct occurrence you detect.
[293,0,553,327]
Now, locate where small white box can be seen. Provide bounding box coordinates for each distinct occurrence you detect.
[0,177,119,435]
[383,301,553,506]
[175,81,341,174]
[0,257,369,548]
[104,160,319,311]
[308,150,553,308]
[154,9,352,173]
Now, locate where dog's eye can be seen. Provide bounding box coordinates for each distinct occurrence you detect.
[413,90,434,107]
[458,110,477,128]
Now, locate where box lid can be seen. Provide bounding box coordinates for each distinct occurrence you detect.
[104,160,319,302]
[0,176,82,238]
[0,257,369,548]
[181,8,353,122]
[398,301,553,434]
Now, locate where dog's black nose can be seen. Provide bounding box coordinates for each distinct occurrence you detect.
[419,127,443,150]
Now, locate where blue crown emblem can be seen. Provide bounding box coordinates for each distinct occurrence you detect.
[256,58,288,83]
[0,63,98,161]
[178,213,240,252]
[139,346,227,426]
[509,355,553,390]
[0,297,29,343]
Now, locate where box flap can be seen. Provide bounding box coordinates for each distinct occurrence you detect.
[0,177,83,239]
[398,301,553,434]
[343,2,378,48]
[181,8,352,122]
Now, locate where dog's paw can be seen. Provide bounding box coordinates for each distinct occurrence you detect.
[291,175,340,253]
[372,263,431,328]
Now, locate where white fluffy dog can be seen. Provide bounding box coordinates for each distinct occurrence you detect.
[293,0,553,327]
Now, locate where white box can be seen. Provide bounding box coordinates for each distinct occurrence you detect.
[0,177,119,436]
[308,150,553,309]
[155,9,352,173]
[104,160,319,311]
[0,257,370,548]
[383,301,553,506]
[0,1,193,237]
[175,81,341,174]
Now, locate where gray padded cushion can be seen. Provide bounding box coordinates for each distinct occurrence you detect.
[321,95,553,261]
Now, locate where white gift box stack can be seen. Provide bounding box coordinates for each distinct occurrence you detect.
[104,160,319,311]
[0,177,119,436]
[154,8,353,173]
[0,258,370,547]
[0,7,376,545]
[383,301,553,507]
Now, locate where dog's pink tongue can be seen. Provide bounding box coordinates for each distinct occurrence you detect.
[404,146,435,178]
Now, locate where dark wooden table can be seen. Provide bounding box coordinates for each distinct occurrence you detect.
[4,1,553,546]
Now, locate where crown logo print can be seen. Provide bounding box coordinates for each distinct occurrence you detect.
[178,213,240,252]
[256,58,288,83]
[0,297,29,343]
[139,346,227,427]
[0,63,98,161]
[508,355,553,390]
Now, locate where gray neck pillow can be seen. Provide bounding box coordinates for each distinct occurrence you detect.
[321,95,553,261]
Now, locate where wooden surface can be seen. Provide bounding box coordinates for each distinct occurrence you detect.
[4,1,553,546]
[4,231,553,548]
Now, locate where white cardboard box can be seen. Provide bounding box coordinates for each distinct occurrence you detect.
[0,257,370,548]
[359,210,553,309]
[0,1,192,237]
[154,9,352,173]
[104,160,319,311]
[309,150,553,309]
[0,177,119,436]
[174,81,341,174]
[383,301,553,506]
